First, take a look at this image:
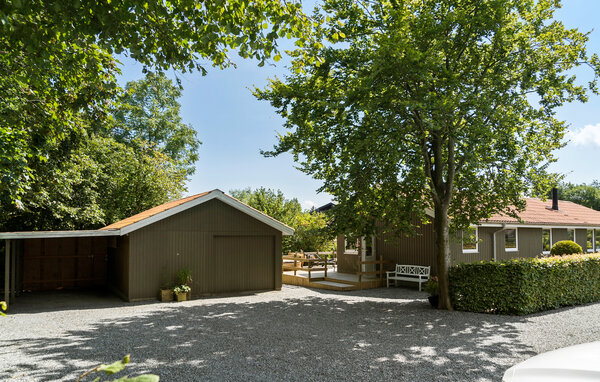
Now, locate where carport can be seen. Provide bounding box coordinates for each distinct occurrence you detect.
[1,231,120,309]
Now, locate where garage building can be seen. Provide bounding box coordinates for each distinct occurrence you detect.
[1,189,294,307]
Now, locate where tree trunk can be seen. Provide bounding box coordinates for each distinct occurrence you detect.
[434,202,453,310]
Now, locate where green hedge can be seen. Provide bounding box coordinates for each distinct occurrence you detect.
[449,254,600,315]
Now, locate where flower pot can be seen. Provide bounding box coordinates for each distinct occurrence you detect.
[159,289,173,302]
[428,295,439,308]
[175,292,187,302]
[186,290,191,300]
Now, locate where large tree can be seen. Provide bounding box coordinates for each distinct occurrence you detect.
[0,0,310,205]
[256,0,600,309]
[112,72,201,176]
[0,135,187,231]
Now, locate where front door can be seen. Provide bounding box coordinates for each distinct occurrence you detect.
[361,236,376,278]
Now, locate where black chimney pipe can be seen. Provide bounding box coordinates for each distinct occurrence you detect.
[552,187,559,210]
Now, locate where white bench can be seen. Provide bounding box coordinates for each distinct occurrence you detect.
[386,265,430,291]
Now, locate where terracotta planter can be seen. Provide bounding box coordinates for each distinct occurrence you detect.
[175,292,187,302]
[159,289,173,302]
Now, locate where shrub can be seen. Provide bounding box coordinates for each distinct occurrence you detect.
[550,240,583,256]
[449,254,600,315]
[423,276,439,296]
[175,267,192,286]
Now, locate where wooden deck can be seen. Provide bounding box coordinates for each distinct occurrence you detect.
[282,269,384,291]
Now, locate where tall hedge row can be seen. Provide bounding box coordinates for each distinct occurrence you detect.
[449,254,600,315]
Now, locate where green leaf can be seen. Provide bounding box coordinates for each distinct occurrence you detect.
[112,375,160,382]
[99,355,130,375]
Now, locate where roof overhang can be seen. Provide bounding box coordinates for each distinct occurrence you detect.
[0,230,119,240]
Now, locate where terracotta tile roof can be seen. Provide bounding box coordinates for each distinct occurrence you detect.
[483,198,600,226]
[100,191,211,230]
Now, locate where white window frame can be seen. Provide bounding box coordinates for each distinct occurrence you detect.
[462,226,479,254]
[542,228,552,255]
[567,228,576,243]
[587,229,594,253]
[505,227,519,252]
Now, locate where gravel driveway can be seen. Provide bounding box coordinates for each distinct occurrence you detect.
[2,285,600,381]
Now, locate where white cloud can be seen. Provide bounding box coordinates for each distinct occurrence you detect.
[302,200,315,210]
[568,123,600,147]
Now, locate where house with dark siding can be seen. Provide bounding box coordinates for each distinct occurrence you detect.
[336,192,600,276]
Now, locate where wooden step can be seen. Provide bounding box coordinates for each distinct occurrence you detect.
[309,280,356,291]
[323,277,359,286]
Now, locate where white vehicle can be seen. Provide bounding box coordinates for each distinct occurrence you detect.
[503,341,600,381]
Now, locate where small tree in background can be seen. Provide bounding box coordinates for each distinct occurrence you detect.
[554,182,600,211]
[289,212,335,253]
[230,188,334,253]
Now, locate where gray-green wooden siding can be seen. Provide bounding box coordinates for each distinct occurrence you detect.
[338,225,596,277]
[124,199,282,301]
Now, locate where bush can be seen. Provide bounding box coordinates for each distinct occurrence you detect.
[449,254,600,315]
[550,240,583,256]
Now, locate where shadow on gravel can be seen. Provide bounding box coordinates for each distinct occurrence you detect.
[1,292,536,381]
[4,289,131,314]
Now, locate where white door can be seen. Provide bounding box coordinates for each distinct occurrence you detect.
[361,236,376,277]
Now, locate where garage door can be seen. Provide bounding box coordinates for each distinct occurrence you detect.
[23,238,107,291]
[211,235,275,293]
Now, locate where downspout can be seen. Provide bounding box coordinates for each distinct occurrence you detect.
[492,225,507,262]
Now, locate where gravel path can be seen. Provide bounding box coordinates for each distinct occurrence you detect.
[2,285,600,381]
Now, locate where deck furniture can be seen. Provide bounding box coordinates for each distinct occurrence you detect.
[316,253,337,271]
[386,264,430,291]
[283,253,328,279]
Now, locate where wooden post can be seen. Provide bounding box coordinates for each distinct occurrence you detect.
[293,253,297,276]
[10,242,15,302]
[4,239,10,309]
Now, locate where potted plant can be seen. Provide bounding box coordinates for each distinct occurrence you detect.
[175,267,192,300]
[158,269,174,302]
[173,285,191,302]
[159,286,174,302]
[424,276,439,308]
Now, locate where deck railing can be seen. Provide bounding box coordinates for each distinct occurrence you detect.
[282,252,331,280]
[356,257,393,286]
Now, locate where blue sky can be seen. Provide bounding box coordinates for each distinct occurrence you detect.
[118,0,600,210]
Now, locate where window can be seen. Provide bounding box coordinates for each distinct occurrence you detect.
[542,229,552,254]
[596,229,600,252]
[505,229,518,251]
[344,236,360,254]
[462,226,478,253]
[587,230,594,252]
[567,229,575,242]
